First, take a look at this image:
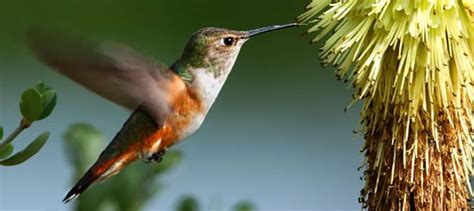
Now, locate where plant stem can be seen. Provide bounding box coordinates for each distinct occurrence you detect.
[0,119,30,150]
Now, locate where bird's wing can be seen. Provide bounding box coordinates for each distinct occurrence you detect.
[27,28,181,124]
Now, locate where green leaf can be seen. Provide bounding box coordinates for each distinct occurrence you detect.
[153,150,182,174]
[0,131,49,166]
[39,90,57,120]
[96,200,120,211]
[35,81,47,93]
[19,88,43,122]
[233,202,255,211]
[0,126,3,140]
[63,123,104,171]
[0,144,14,159]
[176,196,200,211]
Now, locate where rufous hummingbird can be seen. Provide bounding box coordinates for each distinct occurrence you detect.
[27,23,297,203]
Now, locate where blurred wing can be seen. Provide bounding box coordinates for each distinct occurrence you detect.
[26,28,176,123]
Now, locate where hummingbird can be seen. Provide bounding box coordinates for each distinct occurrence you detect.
[27,23,297,203]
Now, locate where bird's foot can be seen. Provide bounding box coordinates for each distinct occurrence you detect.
[148,147,167,163]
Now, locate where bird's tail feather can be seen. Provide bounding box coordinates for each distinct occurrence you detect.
[62,156,120,203]
[62,108,155,203]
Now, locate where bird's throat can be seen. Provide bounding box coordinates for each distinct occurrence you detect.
[172,51,238,112]
[187,66,231,111]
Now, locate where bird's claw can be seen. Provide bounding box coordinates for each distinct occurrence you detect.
[149,147,167,163]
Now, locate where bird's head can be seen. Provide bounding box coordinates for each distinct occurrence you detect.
[176,23,297,78]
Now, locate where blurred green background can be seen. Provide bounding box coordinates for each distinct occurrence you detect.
[0,0,363,210]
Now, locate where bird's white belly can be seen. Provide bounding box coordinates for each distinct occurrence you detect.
[176,66,232,141]
[178,112,206,140]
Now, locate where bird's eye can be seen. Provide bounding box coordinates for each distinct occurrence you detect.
[222,37,234,46]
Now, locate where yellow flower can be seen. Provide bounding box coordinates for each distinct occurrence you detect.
[300,0,474,210]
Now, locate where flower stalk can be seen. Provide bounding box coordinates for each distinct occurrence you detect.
[299,0,474,209]
[0,119,30,150]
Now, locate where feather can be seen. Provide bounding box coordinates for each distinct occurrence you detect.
[26,28,176,124]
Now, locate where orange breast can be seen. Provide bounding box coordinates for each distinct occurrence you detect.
[142,75,204,154]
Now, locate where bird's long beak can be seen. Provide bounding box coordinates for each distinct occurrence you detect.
[245,23,298,38]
